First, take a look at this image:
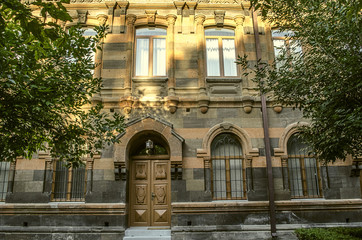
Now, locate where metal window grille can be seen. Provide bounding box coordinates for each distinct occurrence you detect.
[51,161,86,202]
[0,162,11,201]
[287,135,322,198]
[211,133,245,200]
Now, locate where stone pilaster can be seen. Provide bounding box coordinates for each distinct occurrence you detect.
[124,14,137,96]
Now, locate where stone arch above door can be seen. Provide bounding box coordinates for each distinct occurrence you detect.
[114,115,184,167]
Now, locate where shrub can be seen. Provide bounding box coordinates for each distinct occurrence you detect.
[295,227,362,240]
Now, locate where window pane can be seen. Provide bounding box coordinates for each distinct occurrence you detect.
[222,39,237,76]
[273,39,286,69]
[0,162,10,201]
[205,28,235,36]
[304,158,319,196]
[135,39,149,76]
[71,166,86,200]
[153,38,166,76]
[136,28,166,36]
[83,28,97,37]
[54,162,68,200]
[230,158,243,198]
[206,38,220,76]
[213,159,226,199]
[288,158,303,197]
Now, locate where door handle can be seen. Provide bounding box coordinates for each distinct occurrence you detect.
[151,192,155,201]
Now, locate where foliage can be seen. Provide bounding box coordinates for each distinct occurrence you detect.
[0,0,124,167]
[238,0,362,162]
[295,227,362,240]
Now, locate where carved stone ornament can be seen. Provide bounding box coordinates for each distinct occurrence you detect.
[97,14,108,25]
[77,10,88,24]
[166,96,179,114]
[145,10,157,26]
[198,95,210,114]
[273,104,283,113]
[214,10,225,27]
[242,95,255,114]
[234,15,245,26]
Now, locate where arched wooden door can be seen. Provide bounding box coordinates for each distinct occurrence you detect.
[129,155,171,226]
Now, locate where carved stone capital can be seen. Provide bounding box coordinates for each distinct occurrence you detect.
[234,15,245,26]
[97,14,108,25]
[126,14,137,25]
[195,14,205,25]
[166,14,177,26]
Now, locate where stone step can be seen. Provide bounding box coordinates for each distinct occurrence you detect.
[124,227,171,240]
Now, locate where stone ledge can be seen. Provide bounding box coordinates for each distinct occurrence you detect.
[0,226,125,233]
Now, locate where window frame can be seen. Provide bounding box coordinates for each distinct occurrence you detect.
[210,133,246,200]
[205,28,238,77]
[0,161,12,202]
[51,160,87,202]
[134,27,167,77]
[271,29,302,67]
[286,135,323,199]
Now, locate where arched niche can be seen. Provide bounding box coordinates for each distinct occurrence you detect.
[114,116,184,168]
[274,121,310,157]
[197,122,259,160]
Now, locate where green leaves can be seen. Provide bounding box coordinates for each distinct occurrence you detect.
[0,1,124,167]
[241,0,362,162]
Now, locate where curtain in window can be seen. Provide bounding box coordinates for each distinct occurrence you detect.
[71,166,86,200]
[136,39,149,76]
[212,133,243,200]
[153,38,166,76]
[54,162,68,200]
[222,39,237,76]
[0,162,10,201]
[206,38,220,76]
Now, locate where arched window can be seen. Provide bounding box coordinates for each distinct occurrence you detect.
[287,134,322,198]
[211,133,245,200]
[205,28,237,77]
[135,27,167,77]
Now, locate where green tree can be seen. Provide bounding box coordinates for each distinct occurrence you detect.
[238,0,362,162]
[0,0,124,167]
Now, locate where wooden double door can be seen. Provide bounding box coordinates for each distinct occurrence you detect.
[129,159,170,226]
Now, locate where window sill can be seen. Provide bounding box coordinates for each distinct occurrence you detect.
[206,77,242,83]
[132,77,168,83]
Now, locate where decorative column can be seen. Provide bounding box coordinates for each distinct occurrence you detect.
[166,15,179,114]
[166,15,177,95]
[91,14,108,102]
[204,157,211,193]
[195,15,209,113]
[124,14,137,96]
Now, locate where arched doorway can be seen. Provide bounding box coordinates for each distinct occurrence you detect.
[128,131,171,227]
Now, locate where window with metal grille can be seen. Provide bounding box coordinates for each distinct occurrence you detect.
[211,133,245,200]
[287,134,322,198]
[0,161,11,201]
[51,161,86,202]
[205,28,238,77]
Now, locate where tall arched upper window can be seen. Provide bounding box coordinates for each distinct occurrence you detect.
[135,28,167,77]
[205,28,237,77]
[211,133,245,200]
[287,134,322,198]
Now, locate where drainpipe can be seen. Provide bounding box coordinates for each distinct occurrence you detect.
[251,8,277,238]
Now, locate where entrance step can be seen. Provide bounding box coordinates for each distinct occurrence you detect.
[123,227,171,240]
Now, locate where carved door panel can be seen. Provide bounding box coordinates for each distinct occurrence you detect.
[130,160,170,226]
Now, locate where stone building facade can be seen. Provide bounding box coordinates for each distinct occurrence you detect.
[0,0,361,239]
